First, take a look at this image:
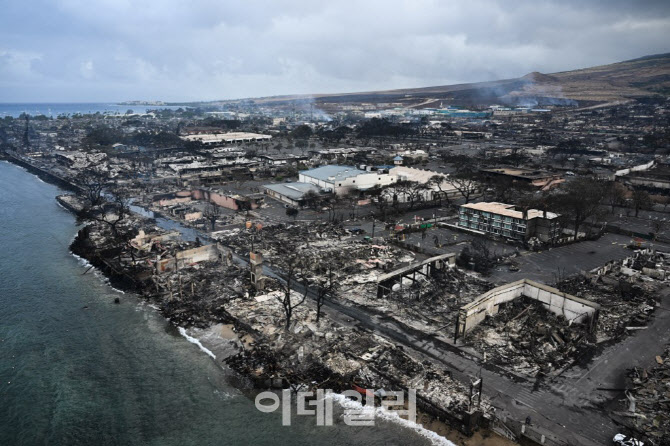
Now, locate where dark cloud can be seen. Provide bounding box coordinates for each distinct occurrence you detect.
[0,0,668,102]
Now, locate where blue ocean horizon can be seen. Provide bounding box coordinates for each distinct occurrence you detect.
[0,102,184,118]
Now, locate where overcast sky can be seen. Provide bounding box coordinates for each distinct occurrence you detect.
[1,0,669,103]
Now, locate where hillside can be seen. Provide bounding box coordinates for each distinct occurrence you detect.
[547,53,670,102]
[206,53,670,109]
[315,53,670,108]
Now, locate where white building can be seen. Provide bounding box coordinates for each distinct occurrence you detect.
[181,132,272,145]
[298,165,396,195]
[388,166,461,202]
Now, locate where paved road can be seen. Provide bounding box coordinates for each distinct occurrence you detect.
[488,233,635,284]
[603,207,670,240]
[563,286,670,398]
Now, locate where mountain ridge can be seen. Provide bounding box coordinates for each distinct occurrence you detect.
[172,53,670,108]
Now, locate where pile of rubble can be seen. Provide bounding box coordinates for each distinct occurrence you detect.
[361,347,487,416]
[343,265,491,336]
[621,346,670,445]
[560,275,658,341]
[465,297,594,376]
[216,222,415,287]
[71,218,248,327]
[70,215,150,281]
[152,262,248,327]
[74,216,496,433]
[224,286,492,421]
[224,299,362,389]
[218,222,354,255]
[223,281,387,388]
[558,249,667,342]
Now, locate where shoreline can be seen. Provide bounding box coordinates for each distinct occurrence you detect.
[69,245,475,446]
[4,158,512,446]
[1,154,83,193]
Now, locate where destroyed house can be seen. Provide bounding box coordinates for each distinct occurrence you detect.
[455,279,600,340]
[458,202,560,243]
[389,166,461,201]
[154,244,232,274]
[480,167,564,190]
[153,189,263,211]
[169,161,222,175]
[258,154,308,166]
[308,147,374,161]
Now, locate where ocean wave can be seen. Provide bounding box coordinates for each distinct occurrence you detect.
[328,393,456,446]
[178,327,216,359]
[71,252,126,294]
[71,252,92,268]
[136,301,160,311]
[93,269,109,283]
[55,200,69,212]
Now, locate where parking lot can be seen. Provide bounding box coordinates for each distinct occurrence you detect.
[488,233,642,284]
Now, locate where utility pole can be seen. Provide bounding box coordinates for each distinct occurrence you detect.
[468,377,483,411]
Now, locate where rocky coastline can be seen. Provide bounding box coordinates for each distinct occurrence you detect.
[62,200,491,442]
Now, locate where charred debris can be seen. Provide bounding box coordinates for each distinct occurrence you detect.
[69,216,492,434]
[6,93,670,445]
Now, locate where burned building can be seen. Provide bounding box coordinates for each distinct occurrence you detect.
[480,167,564,190]
[455,279,600,340]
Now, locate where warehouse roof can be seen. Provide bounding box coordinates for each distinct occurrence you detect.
[299,165,366,182]
[264,182,321,200]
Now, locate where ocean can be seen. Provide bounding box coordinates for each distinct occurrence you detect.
[0,161,448,446]
[0,103,184,118]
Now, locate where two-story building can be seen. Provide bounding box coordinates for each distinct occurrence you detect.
[458,202,560,243]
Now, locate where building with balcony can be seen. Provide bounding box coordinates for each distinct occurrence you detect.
[458,202,560,243]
